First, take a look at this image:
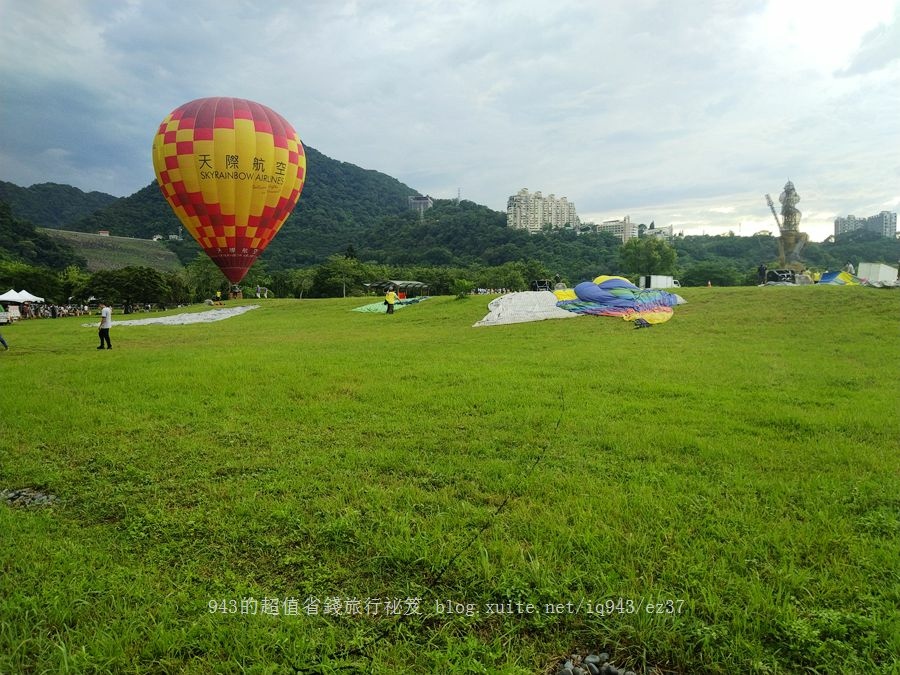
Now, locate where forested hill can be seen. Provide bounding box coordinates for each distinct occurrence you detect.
[60,146,421,237]
[256,145,421,267]
[47,145,421,265]
[0,181,118,229]
[0,201,86,269]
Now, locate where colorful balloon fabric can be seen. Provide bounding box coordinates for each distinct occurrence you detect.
[152,97,306,283]
[556,277,681,324]
[818,271,860,285]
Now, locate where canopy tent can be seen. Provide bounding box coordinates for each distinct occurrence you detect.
[0,289,45,303]
[16,290,45,302]
[364,280,429,297]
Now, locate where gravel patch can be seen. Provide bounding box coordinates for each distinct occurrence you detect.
[554,651,650,675]
[2,487,58,508]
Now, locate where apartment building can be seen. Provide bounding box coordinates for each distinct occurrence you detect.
[834,211,897,238]
[593,216,638,243]
[507,188,579,233]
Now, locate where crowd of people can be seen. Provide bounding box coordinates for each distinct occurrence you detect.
[9,303,91,319]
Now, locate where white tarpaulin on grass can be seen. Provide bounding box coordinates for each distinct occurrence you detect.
[82,305,260,327]
[473,291,579,327]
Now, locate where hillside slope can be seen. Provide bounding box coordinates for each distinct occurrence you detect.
[38,228,183,272]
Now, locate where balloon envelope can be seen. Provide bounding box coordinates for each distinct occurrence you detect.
[151,97,306,283]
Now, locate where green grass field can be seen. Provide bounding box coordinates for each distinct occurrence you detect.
[38,229,184,272]
[1,287,898,674]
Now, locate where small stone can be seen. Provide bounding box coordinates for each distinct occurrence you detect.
[598,653,610,664]
[585,655,601,665]
[587,664,600,675]
[624,671,636,675]
[573,668,586,675]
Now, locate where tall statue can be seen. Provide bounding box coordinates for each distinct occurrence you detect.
[776,181,808,268]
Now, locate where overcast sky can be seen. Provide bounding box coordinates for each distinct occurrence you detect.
[1,0,899,241]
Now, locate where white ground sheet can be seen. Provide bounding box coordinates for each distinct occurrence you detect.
[473,292,578,327]
[82,305,260,327]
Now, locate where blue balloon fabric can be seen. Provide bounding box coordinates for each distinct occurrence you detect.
[563,277,681,323]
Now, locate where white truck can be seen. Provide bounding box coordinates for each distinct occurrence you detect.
[857,262,898,284]
[637,275,681,289]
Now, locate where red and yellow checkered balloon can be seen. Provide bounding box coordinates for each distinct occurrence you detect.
[151,97,306,283]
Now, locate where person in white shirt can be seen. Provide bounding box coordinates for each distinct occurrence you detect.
[97,302,112,350]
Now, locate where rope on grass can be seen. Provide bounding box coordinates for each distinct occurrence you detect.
[427,401,564,588]
[296,393,566,674]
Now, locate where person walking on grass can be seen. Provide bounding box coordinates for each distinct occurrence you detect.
[385,286,398,315]
[97,302,112,350]
[0,331,8,350]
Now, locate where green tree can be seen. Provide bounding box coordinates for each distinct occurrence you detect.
[313,255,369,297]
[59,265,91,302]
[291,269,316,298]
[619,237,677,276]
[82,269,123,304]
[0,200,86,270]
[241,261,273,296]
[83,267,171,306]
[270,268,316,298]
[451,279,474,298]
[0,260,63,302]
[185,254,227,301]
[680,261,742,287]
[163,271,191,305]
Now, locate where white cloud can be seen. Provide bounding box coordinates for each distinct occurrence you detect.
[0,0,898,241]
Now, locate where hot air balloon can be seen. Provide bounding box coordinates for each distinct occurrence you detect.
[151,97,306,284]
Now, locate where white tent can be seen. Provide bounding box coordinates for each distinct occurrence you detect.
[16,290,45,302]
[0,289,22,302]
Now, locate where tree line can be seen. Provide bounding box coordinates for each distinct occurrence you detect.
[5,225,897,308]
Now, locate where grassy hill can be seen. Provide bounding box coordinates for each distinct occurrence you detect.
[38,228,183,272]
[1,286,897,674]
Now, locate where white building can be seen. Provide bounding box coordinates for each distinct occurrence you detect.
[834,211,897,238]
[643,224,674,242]
[408,195,433,218]
[507,188,579,233]
[593,216,638,243]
